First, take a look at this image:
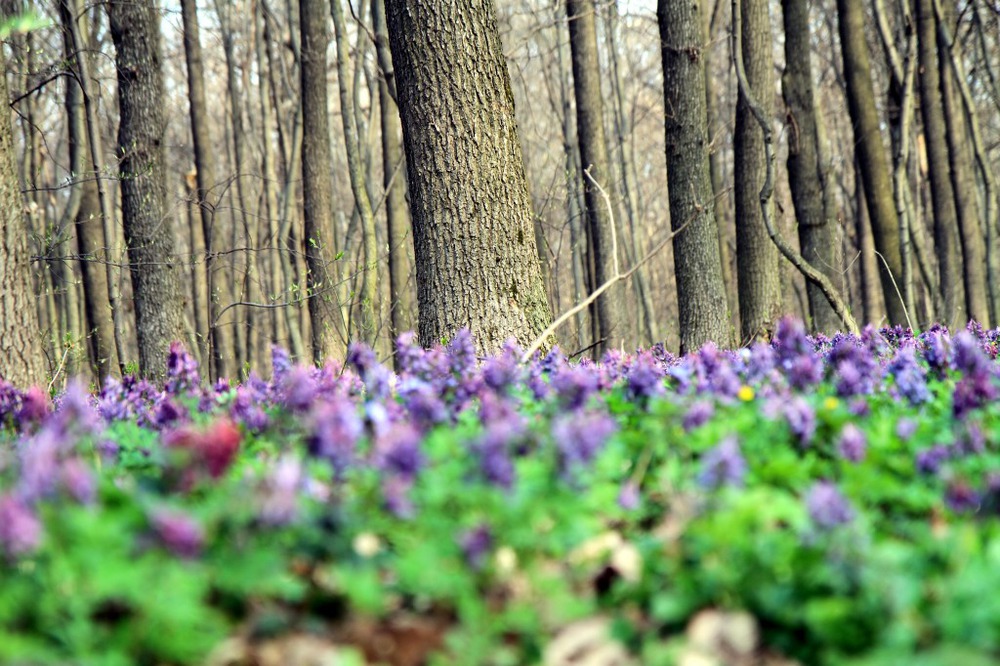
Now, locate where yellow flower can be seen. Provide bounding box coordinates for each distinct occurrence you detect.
[824,397,840,411]
[737,385,755,402]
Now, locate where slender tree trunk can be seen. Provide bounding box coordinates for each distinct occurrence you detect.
[332,0,379,347]
[0,50,47,386]
[916,0,964,327]
[937,2,990,326]
[734,0,781,342]
[300,0,344,363]
[385,0,553,352]
[180,0,238,379]
[109,0,185,378]
[657,0,732,352]
[837,0,907,325]
[781,0,844,333]
[184,171,211,367]
[566,0,622,353]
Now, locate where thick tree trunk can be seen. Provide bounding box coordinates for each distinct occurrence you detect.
[837,0,907,325]
[372,0,414,359]
[734,0,781,342]
[300,0,345,363]
[937,2,990,327]
[781,0,844,334]
[109,0,185,378]
[0,50,47,386]
[566,0,622,353]
[916,0,964,327]
[385,0,553,353]
[657,0,732,352]
[180,0,238,379]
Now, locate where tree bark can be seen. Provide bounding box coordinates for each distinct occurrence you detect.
[781,0,844,334]
[0,48,47,386]
[385,0,553,353]
[937,1,990,326]
[657,0,732,352]
[734,0,781,342]
[109,0,185,378]
[300,0,345,363]
[836,0,907,325]
[565,0,622,353]
[372,0,414,360]
[916,0,964,327]
[180,0,238,379]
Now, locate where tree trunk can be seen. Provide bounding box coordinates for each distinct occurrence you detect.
[300,0,345,363]
[734,0,781,342]
[937,1,990,327]
[916,0,964,327]
[180,0,238,379]
[373,0,414,358]
[565,0,622,353]
[781,0,844,334]
[0,49,47,386]
[657,0,732,352]
[109,0,185,378]
[836,0,907,325]
[385,0,553,353]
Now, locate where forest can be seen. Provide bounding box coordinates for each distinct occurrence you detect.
[0,0,996,386]
[3,2,1000,665]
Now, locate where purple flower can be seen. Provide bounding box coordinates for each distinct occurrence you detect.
[152,397,187,429]
[617,481,641,511]
[382,476,415,519]
[683,400,715,432]
[475,419,522,489]
[0,494,42,557]
[806,481,854,529]
[886,347,930,405]
[279,366,318,413]
[60,458,96,504]
[399,381,449,431]
[698,436,746,489]
[374,423,424,480]
[150,509,204,558]
[16,386,50,427]
[271,345,292,381]
[625,352,665,401]
[944,480,979,513]
[307,398,363,478]
[551,366,599,410]
[482,341,522,393]
[348,343,393,402]
[258,455,304,526]
[895,418,918,440]
[165,341,201,394]
[920,329,952,377]
[552,411,617,473]
[784,397,816,447]
[838,423,866,463]
[916,445,950,475]
[459,524,493,570]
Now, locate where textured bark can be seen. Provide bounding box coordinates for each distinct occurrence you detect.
[837,0,907,325]
[109,0,185,378]
[385,0,553,353]
[60,0,117,382]
[566,0,622,352]
[734,0,781,342]
[180,0,237,379]
[372,0,414,357]
[300,0,344,363]
[917,0,964,327]
[938,2,990,326]
[781,0,844,334]
[0,49,47,386]
[657,0,732,352]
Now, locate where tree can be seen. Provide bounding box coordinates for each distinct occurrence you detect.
[916,0,964,327]
[385,0,553,353]
[734,0,781,342]
[300,0,344,363]
[566,0,621,353]
[372,0,415,359]
[109,0,185,377]
[180,0,238,379]
[0,47,46,386]
[837,0,906,326]
[657,0,732,352]
[781,0,844,334]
